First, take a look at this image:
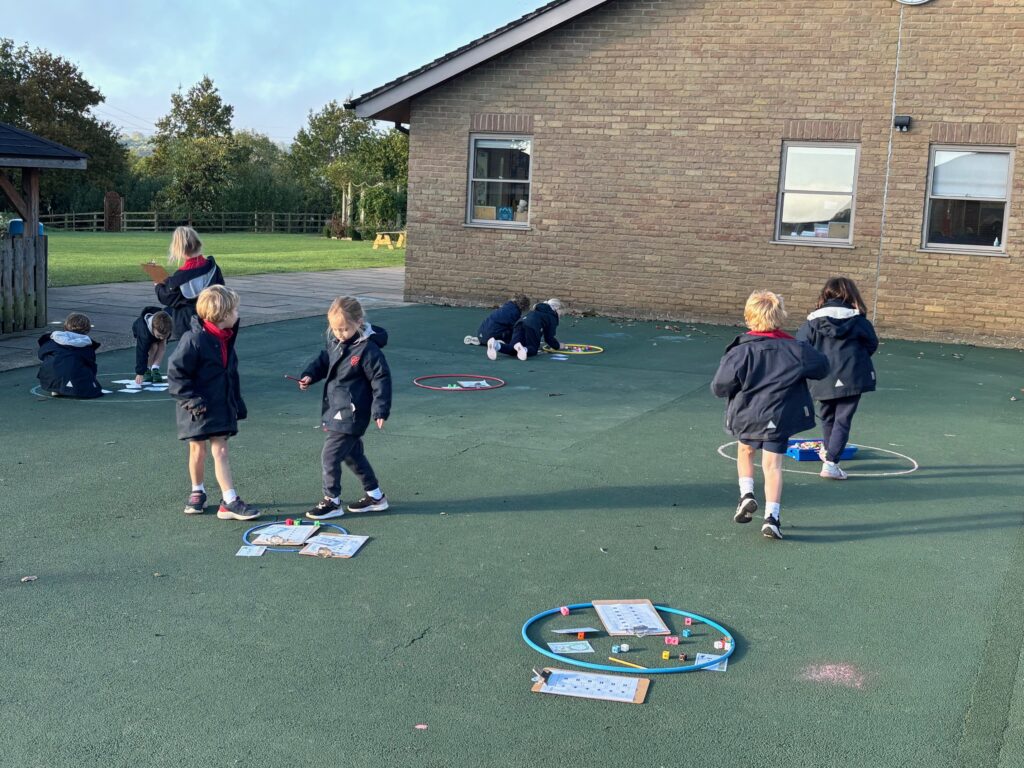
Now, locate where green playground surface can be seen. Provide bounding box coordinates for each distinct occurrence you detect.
[3,305,1023,767]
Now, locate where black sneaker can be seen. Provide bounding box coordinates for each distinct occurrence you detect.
[347,494,389,513]
[761,515,783,540]
[306,497,345,520]
[734,493,757,523]
[184,490,207,515]
[216,498,261,521]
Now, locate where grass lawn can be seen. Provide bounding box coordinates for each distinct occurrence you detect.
[46,231,405,287]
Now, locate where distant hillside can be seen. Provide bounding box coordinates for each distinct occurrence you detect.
[120,131,154,157]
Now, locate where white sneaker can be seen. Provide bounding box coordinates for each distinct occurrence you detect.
[486,338,500,361]
[820,461,848,480]
[817,444,828,462]
[464,335,480,345]
[514,342,528,361]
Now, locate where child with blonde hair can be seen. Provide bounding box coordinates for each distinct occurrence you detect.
[711,291,828,539]
[36,312,103,398]
[155,226,224,339]
[487,298,563,361]
[167,285,259,520]
[298,296,392,519]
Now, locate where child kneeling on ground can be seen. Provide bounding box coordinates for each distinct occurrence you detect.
[132,306,172,385]
[167,285,260,520]
[711,290,828,540]
[37,312,103,398]
[298,296,392,520]
[465,294,530,346]
[487,299,562,361]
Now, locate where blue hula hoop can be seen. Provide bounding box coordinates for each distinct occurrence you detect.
[521,602,735,674]
[242,520,348,553]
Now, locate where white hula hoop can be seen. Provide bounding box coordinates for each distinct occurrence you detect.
[716,441,919,477]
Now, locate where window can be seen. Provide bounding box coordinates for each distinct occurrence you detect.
[924,147,1012,252]
[467,135,531,226]
[776,143,859,244]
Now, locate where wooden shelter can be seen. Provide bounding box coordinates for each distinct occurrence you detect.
[0,122,87,333]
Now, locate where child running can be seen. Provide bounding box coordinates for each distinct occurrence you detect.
[796,277,879,480]
[298,296,392,520]
[36,312,103,398]
[155,226,224,340]
[712,290,828,539]
[167,285,259,520]
[132,306,172,385]
[465,294,530,346]
[487,299,562,360]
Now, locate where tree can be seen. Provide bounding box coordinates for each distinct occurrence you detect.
[325,127,409,234]
[0,38,129,213]
[220,131,303,212]
[290,101,373,209]
[150,76,237,214]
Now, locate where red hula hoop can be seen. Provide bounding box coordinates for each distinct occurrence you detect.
[413,374,507,391]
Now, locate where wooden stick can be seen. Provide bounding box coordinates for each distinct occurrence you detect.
[607,656,646,670]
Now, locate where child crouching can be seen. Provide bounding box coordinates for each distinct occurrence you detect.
[487,299,562,361]
[167,285,259,521]
[298,296,392,520]
[465,294,530,346]
[37,312,103,398]
[132,306,172,385]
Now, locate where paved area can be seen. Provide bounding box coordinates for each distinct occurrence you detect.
[0,267,408,371]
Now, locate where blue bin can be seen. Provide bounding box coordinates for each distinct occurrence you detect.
[786,438,858,462]
[7,219,44,236]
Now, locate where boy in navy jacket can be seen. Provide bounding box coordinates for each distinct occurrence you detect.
[167,285,260,521]
[36,312,103,398]
[487,299,562,361]
[712,291,828,539]
[465,294,530,346]
[132,306,173,385]
[796,277,879,480]
[298,296,392,519]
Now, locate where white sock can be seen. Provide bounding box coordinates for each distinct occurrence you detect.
[765,502,781,520]
[329,496,341,505]
[367,488,383,500]
[151,364,160,370]
[223,488,239,504]
[739,477,755,496]
[192,484,205,493]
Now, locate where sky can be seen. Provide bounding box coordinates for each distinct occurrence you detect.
[6,0,545,142]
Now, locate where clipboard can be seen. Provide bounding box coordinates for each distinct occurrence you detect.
[141,262,169,283]
[531,668,650,704]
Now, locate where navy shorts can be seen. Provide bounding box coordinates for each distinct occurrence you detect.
[739,437,790,455]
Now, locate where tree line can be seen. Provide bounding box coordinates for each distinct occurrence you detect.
[0,39,408,237]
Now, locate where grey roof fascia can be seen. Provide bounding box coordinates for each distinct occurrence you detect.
[0,157,88,170]
[349,0,612,121]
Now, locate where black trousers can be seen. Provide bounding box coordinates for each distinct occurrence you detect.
[819,394,862,464]
[321,431,379,498]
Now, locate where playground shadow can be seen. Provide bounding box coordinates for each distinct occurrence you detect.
[784,507,1021,543]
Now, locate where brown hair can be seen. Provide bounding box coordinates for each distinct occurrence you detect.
[744,291,787,332]
[63,312,91,334]
[196,285,240,324]
[816,277,868,315]
[512,294,531,313]
[168,226,203,265]
[150,310,173,339]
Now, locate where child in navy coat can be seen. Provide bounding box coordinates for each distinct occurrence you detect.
[132,306,173,385]
[487,299,562,361]
[155,226,224,340]
[36,312,103,398]
[712,291,828,540]
[167,285,259,521]
[796,277,878,481]
[465,294,530,346]
[298,296,392,520]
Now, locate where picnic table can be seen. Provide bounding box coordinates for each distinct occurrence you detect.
[372,231,406,250]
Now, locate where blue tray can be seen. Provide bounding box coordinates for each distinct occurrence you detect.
[786,439,858,462]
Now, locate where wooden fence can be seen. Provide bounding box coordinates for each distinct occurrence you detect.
[0,234,46,334]
[38,211,332,234]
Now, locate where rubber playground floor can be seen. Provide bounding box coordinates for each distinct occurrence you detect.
[3,305,1023,768]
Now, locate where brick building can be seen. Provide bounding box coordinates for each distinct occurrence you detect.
[349,0,1024,345]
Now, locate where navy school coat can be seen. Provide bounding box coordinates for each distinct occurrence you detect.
[167,315,246,440]
[477,301,523,343]
[513,303,560,352]
[711,333,829,440]
[795,300,879,401]
[36,331,103,398]
[132,305,166,375]
[154,257,224,339]
[302,323,392,437]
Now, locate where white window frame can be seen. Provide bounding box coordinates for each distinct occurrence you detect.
[923,145,1013,255]
[466,134,532,228]
[774,141,860,246]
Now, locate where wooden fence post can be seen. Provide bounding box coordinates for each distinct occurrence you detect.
[12,236,25,331]
[1,237,12,334]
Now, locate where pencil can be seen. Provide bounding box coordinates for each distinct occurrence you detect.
[607,656,646,670]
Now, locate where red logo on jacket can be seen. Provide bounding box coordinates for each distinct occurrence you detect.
[350,355,360,366]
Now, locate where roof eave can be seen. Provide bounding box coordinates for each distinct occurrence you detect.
[0,157,88,170]
[348,0,611,122]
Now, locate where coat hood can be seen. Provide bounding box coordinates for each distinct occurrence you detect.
[806,301,863,339]
[48,331,96,348]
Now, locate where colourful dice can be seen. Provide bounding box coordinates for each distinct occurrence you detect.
[678,653,688,661]
[684,617,693,627]
[682,628,692,638]
[611,645,621,654]
[664,636,680,646]
[559,606,570,616]
[661,650,671,660]
[577,632,585,640]
[714,639,732,651]
[619,643,630,653]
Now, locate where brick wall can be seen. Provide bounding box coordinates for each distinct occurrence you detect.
[404,0,1024,346]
